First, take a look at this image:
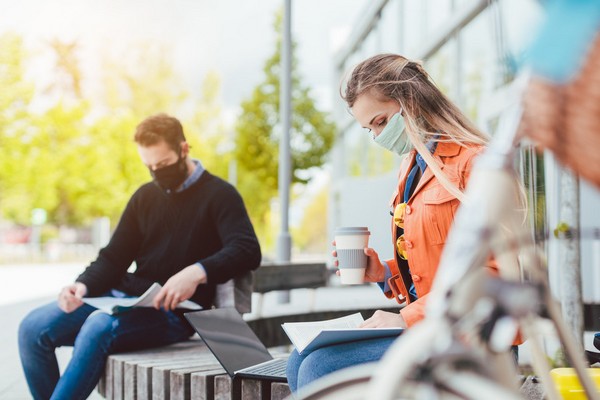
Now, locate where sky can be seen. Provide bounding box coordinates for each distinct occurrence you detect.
[0,0,368,116]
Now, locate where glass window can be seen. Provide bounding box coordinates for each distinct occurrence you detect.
[361,23,381,57]
[459,7,496,122]
[455,0,476,9]
[344,122,397,177]
[426,0,454,36]
[425,38,456,102]
[402,0,425,59]
[344,123,371,177]
[379,0,403,53]
[519,144,547,255]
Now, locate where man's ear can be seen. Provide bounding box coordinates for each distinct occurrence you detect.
[180,141,190,157]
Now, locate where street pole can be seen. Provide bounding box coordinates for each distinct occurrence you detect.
[277,0,292,264]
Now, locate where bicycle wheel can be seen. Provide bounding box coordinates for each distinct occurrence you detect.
[296,362,374,400]
[296,361,523,400]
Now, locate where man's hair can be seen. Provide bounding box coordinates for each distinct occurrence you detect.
[134,113,186,151]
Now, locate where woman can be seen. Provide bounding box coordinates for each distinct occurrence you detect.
[286,53,495,392]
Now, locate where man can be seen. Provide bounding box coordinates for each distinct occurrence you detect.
[18,113,261,400]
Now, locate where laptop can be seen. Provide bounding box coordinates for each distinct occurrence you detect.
[184,308,288,382]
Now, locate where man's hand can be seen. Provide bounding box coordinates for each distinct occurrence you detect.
[58,282,87,313]
[153,265,207,311]
[359,310,407,329]
[332,241,385,282]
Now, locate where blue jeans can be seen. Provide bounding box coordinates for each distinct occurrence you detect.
[286,336,397,393]
[18,301,194,400]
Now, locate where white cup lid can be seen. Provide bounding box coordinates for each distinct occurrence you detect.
[334,226,370,236]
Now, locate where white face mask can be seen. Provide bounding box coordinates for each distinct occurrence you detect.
[373,112,412,155]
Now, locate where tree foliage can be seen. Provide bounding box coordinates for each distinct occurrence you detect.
[291,185,329,254]
[234,11,336,245]
[0,33,229,228]
[0,19,335,253]
[0,34,37,223]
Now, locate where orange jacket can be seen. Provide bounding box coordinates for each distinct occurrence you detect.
[384,142,495,327]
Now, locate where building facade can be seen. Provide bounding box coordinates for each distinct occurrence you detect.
[329,0,600,341]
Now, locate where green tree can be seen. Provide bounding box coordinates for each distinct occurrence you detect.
[185,71,232,180]
[0,36,230,228]
[0,33,37,223]
[291,185,329,254]
[234,10,336,249]
[47,39,84,99]
[99,43,188,118]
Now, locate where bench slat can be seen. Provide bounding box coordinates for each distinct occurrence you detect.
[190,369,226,400]
[97,340,204,400]
[152,358,218,400]
[271,382,292,400]
[169,363,223,400]
[240,379,267,400]
[214,375,236,400]
[136,355,205,400]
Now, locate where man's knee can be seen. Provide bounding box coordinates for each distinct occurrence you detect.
[74,313,115,351]
[18,311,38,347]
[18,305,58,351]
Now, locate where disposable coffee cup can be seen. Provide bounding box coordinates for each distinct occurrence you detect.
[334,227,370,284]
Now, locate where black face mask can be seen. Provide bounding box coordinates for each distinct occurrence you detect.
[150,157,188,192]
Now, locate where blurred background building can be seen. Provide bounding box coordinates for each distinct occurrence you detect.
[327,0,600,334]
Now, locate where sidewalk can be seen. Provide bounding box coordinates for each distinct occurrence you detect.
[0,263,104,399]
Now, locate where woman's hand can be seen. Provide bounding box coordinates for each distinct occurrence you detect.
[363,247,386,282]
[360,310,407,328]
[332,241,385,282]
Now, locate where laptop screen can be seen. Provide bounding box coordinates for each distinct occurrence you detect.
[184,308,273,376]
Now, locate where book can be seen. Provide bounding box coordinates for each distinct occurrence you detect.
[82,282,202,315]
[281,312,403,355]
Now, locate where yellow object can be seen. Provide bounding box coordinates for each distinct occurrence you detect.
[550,368,600,399]
[396,235,408,260]
[393,202,406,228]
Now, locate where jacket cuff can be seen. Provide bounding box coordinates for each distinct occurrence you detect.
[377,261,393,293]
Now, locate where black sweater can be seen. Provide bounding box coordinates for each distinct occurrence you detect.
[76,171,261,308]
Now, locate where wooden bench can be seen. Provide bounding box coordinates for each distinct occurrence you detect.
[97,339,293,400]
[97,262,402,399]
[97,262,329,399]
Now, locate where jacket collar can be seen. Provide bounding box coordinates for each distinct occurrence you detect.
[392,141,464,205]
[434,141,462,157]
[408,141,462,201]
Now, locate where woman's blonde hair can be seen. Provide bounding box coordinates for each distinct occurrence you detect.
[342,53,490,201]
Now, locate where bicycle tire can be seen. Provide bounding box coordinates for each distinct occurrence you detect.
[296,362,522,400]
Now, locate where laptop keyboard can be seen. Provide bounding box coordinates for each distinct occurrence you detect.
[244,358,288,378]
